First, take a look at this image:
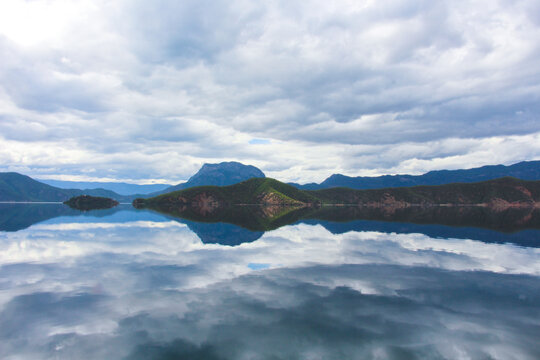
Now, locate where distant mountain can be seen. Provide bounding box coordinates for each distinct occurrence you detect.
[0,172,134,202]
[291,160,540,190]
[38,179,172,195]
[148,161,265,197]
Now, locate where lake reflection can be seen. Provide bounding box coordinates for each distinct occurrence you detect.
[0,204,539,359]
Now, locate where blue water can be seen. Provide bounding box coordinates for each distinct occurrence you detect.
[0,204,539,359]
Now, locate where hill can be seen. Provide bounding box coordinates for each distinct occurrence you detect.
[147,161,265,197]
[309,177,540,207]
[135,178,318,208]
[292,160,540,190]
[134,176,540,209]
[0,172,134,202]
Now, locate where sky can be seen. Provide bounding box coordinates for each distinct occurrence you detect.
[0,0,539,184]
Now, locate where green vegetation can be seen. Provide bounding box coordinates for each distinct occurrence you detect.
[309,177,540,205]
[130,176,540,235]
[147,204,311,232]
[64,195,119,210]
[138,201,540,234]
[134,176,540,208]
[134,178,320,208]
[0,172,70,202]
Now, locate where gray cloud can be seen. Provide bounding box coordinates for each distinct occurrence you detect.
[0,0,539,182]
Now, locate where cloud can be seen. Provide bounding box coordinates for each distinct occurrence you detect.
[0,0,539,182]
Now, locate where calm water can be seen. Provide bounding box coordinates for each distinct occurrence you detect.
[1,203,539,359]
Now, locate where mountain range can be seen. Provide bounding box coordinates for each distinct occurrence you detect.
[0,172,135,202]
[1,160,540,202]
[291,160,540,189]
[37,179,171,195]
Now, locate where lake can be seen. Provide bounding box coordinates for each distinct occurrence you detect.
[1,203,539,359]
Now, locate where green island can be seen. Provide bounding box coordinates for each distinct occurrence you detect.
[64,195,119,210]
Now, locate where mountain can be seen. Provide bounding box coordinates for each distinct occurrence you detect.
[292,160,540,190]
[0,172,134,202]
[134,176,540,209]
[38,179,172,195]
[148,161,265,197]
[136,178,318,209]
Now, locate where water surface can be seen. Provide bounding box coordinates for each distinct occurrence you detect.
[0,204,539,359]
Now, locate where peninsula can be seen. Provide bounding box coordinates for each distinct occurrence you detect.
[133,177,540,210]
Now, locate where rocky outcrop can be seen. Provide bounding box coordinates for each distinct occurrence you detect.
[359,193,410,209]
[258,191,303,205]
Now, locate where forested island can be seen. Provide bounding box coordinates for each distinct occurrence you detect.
[64,195,119,210]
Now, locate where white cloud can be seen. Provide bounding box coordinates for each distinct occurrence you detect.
[0,0,539,182]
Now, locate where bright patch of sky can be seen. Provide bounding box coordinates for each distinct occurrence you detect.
[249,139,271,145]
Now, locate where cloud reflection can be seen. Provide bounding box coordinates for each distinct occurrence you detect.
[1,264,539,359]
[0,208,539,359]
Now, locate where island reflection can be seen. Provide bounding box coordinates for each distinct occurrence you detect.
[2,203,540,247]
[141,203,540,247]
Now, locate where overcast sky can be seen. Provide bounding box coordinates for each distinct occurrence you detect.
[0,0,539,184]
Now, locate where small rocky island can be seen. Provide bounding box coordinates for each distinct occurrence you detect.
[64,195,119,210]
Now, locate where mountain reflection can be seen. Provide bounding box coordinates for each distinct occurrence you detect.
[182,220,263,245]
[1,203,539,247]
[1,203,539,359]
[144,203,540,247]
[0,203,126,232]
[145,203,540,232]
